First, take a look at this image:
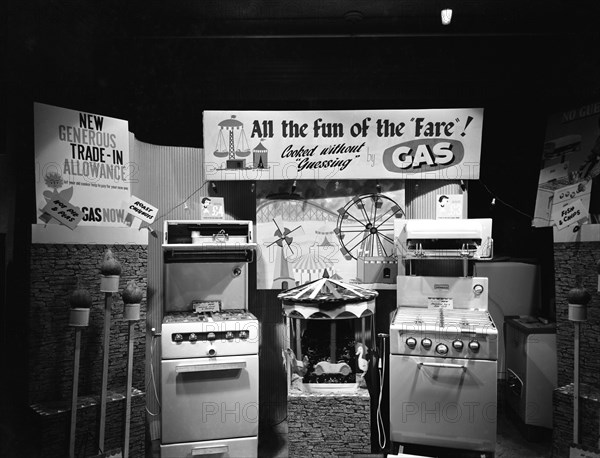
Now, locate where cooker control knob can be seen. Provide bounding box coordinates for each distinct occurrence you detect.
[173,333,183,342]
[188,333,198,342]
[421,338,432,349]
[406,337,417,349]
[226,331,234,340]
[207,332,216,341]
[452,340,464,351]
[469,340,480,352]
[473,284,484,295]
[239,330,249,340]
[436,344,449,355]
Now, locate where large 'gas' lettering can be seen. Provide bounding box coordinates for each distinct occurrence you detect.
[392,142,454,169]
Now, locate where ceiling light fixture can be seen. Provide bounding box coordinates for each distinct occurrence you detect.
[441,8,453,26]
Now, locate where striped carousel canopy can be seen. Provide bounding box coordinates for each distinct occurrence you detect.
[278,275,378,319]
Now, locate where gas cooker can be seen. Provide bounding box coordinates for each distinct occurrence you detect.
[390,307,498,360]
[161,310,258,359]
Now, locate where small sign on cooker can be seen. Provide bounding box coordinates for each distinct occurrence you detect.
[192,300,221,313]
[428,297,454,309]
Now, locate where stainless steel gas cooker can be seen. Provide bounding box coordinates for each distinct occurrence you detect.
[389,276,498,454]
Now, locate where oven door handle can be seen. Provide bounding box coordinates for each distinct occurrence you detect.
[191,445,229,456]
[176,361,246,373]
[418,362,466,370]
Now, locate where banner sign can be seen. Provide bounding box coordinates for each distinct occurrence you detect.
[34,102,131,227]
[203,109,484,181]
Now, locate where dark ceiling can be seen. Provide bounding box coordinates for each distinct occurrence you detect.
[5,0,600,147]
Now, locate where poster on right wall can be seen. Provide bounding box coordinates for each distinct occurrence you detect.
[533,101,600,242]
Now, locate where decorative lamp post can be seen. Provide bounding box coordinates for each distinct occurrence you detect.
[567,277,591,450]
[98,248,121,453]
[121,280,143,458]
[68,282,92,458]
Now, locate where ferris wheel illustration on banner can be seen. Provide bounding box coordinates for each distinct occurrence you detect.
[333,193,404,261]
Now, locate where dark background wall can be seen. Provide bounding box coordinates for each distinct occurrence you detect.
[3,0,600,454]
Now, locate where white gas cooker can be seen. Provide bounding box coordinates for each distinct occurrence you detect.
[389,275,498,453]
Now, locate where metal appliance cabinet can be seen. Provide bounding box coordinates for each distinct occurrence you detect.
[505,316,557,430]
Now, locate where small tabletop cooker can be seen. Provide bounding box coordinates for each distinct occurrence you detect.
[161,310,259,360]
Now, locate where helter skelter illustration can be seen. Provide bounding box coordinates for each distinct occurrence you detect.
[214,115,270,170]
[334,192,404,284]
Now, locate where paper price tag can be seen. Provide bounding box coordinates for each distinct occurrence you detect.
[192,300,221,313]
[42,198,83,230]
[428,297,454,309]
[552,198,587,230]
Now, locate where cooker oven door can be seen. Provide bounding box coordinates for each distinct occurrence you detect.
[390,354,497,452]
[161,355,259,444]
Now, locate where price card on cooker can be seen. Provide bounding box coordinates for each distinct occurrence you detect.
[428,297,454,309]
[42,197,83,230]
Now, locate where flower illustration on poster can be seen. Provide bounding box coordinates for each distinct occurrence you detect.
[256,180,405,290]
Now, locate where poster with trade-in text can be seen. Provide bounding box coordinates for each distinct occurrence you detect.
[34,102,132,227]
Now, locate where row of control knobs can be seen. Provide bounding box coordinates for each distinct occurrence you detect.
[406,337,480,354]
[173,330,249,342]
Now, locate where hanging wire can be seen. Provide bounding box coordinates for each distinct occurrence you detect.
[145,180,211,232]
[145,335,161,416]
[479,181,534,219]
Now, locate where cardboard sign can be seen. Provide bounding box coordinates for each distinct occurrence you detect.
[126,195,158,224]
[41,197,83,230]
[436,194,463,219]
[552,198,588,230]
[192,300,221,313]
[428,297,454,309]
[200,197,225,220]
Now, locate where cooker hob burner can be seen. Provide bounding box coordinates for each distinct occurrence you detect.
[392,308,494,330]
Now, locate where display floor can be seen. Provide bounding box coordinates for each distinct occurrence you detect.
[148,406,552,458]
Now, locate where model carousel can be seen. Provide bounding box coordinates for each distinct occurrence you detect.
[279,272,376,457]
